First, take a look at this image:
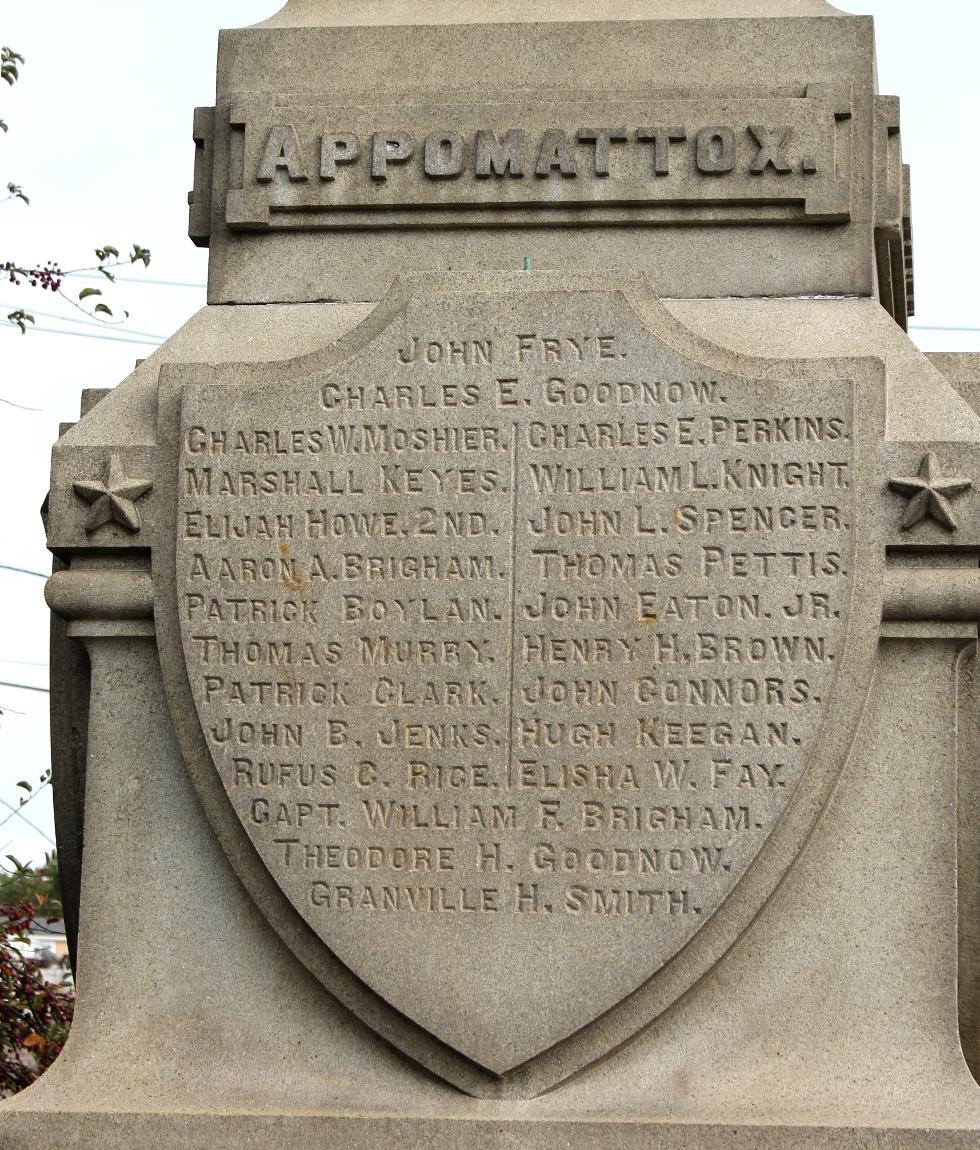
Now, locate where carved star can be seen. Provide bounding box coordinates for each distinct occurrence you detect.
[888,452,972,531]
[73,454,152,534]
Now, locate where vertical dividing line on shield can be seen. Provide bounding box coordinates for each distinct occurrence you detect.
[506,422,520,781]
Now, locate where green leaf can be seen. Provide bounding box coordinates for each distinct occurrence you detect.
[78,287,102,301]
[16,781,32,793]
[97,267,116,282]
[6,854,25,871]
[93,303,112,316]
[7,309,34,334]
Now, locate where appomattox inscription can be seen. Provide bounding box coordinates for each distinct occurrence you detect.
[175,290,856,1070]
[224,87,852,230]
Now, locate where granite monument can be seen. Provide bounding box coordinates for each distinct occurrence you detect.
[2,1,979,1147]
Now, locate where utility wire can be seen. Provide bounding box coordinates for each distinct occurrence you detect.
[0,681,49,694]
[72,273,206,289]
[0,795,55,844]
[7,324,161,347]
[910,324,980,333]
[0,394,41,411]
[0,302,167,341]
[0,659,48,668]
[0,565,47,578]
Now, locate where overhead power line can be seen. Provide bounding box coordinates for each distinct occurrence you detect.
[0,564,47,578]
[0,302,166,341]
[0,797,56,844]
[9,324,161,348]
[73,273,206,289]
[0,395,41,411]
[910,324,980,333]
[0,681,49,694]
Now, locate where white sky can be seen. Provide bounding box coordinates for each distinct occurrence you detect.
[0,0,977,866]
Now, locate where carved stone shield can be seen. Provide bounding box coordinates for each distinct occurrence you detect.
[154,275,885,1095]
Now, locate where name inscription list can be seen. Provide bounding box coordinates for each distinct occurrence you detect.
[176,291,854,987]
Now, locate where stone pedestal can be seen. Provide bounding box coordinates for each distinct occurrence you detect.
[1,2,977,1146]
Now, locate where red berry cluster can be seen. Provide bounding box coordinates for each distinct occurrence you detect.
[4,260,63,290]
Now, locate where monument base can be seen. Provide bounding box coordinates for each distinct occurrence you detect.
[3,297,978,1147]
[1,614,977,1148]
[0,1111,978,1150]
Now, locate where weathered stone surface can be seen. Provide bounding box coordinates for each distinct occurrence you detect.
[929,353,980,419]
[197,6,898,311]
[226,89,852,231]
[151,275,885,1077]
[4,0,980,1146]
[959,649,980,1084]
[257,1,851,27]
[5,281,979,1139]
[4,508,979,1134]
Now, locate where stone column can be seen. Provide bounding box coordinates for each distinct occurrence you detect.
[43,560,164,1051]
[883,564,980,1085]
